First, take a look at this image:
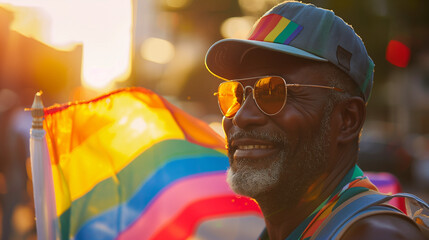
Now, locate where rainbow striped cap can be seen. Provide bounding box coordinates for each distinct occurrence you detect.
[205,1,375,102]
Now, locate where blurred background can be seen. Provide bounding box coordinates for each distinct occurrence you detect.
[0,0,428,239]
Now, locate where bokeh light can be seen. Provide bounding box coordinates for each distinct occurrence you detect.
[238,0,267,14]
[140,37,175,64]
[221,17,256,39]
[163,0,191,9]
[386,40,411,68]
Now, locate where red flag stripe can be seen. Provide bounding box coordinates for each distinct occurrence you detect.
[150,195,262,240]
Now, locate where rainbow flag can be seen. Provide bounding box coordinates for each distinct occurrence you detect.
[248,14,303,45]
[42,87,262,240]
[365,172,405,212]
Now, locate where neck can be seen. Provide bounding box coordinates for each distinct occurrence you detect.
[255,155,356,240]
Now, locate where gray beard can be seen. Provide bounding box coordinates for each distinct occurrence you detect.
[226,103,332,199]
[226,151,286,197]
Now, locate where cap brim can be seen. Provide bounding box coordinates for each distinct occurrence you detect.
[205,39,327,80]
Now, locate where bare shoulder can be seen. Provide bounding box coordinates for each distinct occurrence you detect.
[340,213,426,240]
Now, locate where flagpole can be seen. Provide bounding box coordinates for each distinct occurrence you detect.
[29,92,60,240]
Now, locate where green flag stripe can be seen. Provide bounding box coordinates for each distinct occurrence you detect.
[58,139,225,239]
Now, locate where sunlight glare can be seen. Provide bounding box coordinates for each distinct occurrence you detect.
[130,117,147,133]
[140,37,175,64]
[118,116,129,125]
[0,0,133,91]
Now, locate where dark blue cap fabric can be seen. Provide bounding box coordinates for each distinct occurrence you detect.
[206,1,375,101]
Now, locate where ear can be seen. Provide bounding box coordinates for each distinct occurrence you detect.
[335,97,366,144]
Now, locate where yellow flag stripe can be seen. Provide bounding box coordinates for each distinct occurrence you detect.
[45,90,185,215]
[264,17,290,42]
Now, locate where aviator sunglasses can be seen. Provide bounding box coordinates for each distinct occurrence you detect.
[215,76,344,118]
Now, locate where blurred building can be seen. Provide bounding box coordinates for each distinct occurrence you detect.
[0,6,82,239]
[0,7,82,104]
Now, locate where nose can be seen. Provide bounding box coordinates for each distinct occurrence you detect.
[232,87,268,129]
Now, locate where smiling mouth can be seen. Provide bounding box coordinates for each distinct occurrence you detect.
[237,145,274,150]
[231,138,278,151]
[230,138,280,160]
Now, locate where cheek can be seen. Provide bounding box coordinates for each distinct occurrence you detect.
[272,109,308,135]
[271,106,325,141]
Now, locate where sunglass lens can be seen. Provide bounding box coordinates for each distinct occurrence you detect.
[254,76,286,115]
[218,81,243,118]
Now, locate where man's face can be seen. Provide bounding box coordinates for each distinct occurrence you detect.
[223,50,335,200]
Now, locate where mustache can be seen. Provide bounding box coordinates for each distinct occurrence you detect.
[227,129,288,149]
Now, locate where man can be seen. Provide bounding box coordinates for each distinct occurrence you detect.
[205,1,427,239]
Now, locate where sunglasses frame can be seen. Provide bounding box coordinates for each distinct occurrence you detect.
[216,75,344,118]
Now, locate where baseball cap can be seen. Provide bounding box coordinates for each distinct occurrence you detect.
[205,1,375,102]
